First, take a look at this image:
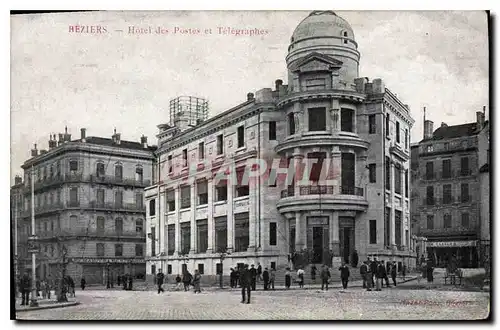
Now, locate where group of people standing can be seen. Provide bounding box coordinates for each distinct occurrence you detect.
[360,258,405,291]
[230,263,276,291]
[155,269,202,294]
[17,271,77,305]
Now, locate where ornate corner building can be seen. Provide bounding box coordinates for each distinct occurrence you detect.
[145,11,416,279]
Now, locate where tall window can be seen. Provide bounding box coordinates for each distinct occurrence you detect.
[136,193,144,209]
[69,160,78,172]
[217,134,224,155]
[96,189,105,207]
[269,121,277,140]
[149,199,156,216]
[369,220,377,244]
[197,180,208,205]
[384,208,390,247]
[69,187,78,206]
[308,107,327,131]
[369,114,376,134]
[115,164,123,181]
[236,168,250,197]
[269,222,277,246]
[166,190,175,211]
[115,218,123,235]
[115,190,123,208]
[396,121,400,143]
[395,210,402,246]
[427,215,434,229]
[135,167,143,182]
[443,214,452,228]
[308,152,326,182]
[97,216,105,235]
[395,166,402,195]
[234,213,249,252]
[340,108,354,132]
[96,243,105,257]
[426,161,434,180]
[180,186,191,208]
[461,213,470,228]
[385,157,391,189]
[198,142,205,160]
[288,113,295,135]
[180,223,191,254]
[442,159,451,179]
[341,153,355,194]
[135,244,143,257]
[216,180,228,202]
[461,183,470,202]
[182,149,188,167]
[426,186,435,205]
[443,184,452,204]
[96,163,105,178]
[385,113,390,137]
[136,219,143,233]
[405,129,409,149]
[197,219,208,253]
[404,170,409,197]
[167,224,175,255]
[115,244,123,257]
[150,227,156,256]
[168,155,173,173]
[215,216,227,252]
[237,125,245,148]
[460,157,470,176]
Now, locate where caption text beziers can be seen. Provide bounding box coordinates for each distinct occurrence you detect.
[68,25,269,36]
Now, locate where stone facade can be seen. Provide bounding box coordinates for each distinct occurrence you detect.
[145,11,416,279]
[17,128,155,284]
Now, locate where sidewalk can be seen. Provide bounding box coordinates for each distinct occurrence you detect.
[15,296,79,312]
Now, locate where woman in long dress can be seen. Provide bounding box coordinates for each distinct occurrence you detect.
[285,268,291,289]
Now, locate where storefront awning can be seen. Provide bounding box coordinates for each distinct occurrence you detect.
[427,240,477,248]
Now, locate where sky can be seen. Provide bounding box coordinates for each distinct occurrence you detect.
[10,10,489,184]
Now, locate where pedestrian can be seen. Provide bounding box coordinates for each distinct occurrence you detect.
[250,265,257,291]
[310,264,317,283]
[285,267,291,289]
[375,261,385,291]
[36,278,41,298]
[41,280,47,299]
[175,274,183,290]
[240,264,251,304]
[320,264,331,291]
[156,269,165,294]
[67,276,75,297]
[117,274,121,286]
[235,266,241,288]
[402,264,407,281]
[122,274,128,290]
[269,267,276,290]
[351,250,359,268]
[297,267,305,288]
[230,268,236,288]
[391,262,397,287]
[257,263,262,282]
[263,267,270,290]
[426,263,434,283]
[361,261,372,291]
[19,271,31,306]
[370,257,378,288]
[193,269,202,293]
[128,274,133,291]
[383,261,391,288]
[183,270,192,291]
[339,262,350,290]
[46,278,52,299]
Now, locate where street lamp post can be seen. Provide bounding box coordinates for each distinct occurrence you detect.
[218,247,230,289]
[29,165,39,307]
[57,244,68,302]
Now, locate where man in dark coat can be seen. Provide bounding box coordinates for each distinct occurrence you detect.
[320,265,331,291]
[156,269,165,294]
[375,261,386,291]
[380,261,390,288]
[262,267,270,290]
[249,265,257,291]
[310,264,317,283]
[235,267,241,287]
[80,277,86,291]
[257,263,262,281]
[240,264,251,304]
[19,271,31,306]
[391,262,398,287]
[230,268,235,288]
[339,262,350,289]
[361,261,372,291]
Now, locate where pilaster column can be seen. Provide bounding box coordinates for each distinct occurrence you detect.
[400,167,406,250]
[226,172,234,252]
[292,148,304,196]
[294,212,305,251]
[206,178,214,254]
[331,147,342,191]
[174,184,181,255]
[248,171,257,252]
[189,180,196,254]
[390,162,396,251]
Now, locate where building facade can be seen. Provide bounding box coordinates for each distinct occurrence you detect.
[145,11,417,279]
[411,110,488,268]
[18,128,155,284]
[477,120,490,269]
[11,175,27,279]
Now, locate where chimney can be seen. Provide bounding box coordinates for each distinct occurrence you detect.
[58,133,64,146]
[141,135,148,148]
[31,143,38,157]
[14,175,22,185]
[423,120,434,140]
[112,129,121,145]
[247,92,254,101]
[81,128,86,142]
[476,111,485,129]
[275,79,283,91]
[441,122,448,128]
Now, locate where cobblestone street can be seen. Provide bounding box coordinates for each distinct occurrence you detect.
[16,280,490,320]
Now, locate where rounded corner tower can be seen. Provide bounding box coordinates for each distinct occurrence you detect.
[286,11,360,86]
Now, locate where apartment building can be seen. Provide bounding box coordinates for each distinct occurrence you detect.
[145,10,417,279]
[18,128,155,284]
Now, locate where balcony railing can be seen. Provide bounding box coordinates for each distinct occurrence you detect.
[280,186,295,198]
[88,201,146,212]
[299,185,334,195]
[89,175,151,187]
[281,185,364,197]
[37,228,146,239]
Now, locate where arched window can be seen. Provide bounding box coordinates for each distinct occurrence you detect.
[135,166,143,183]
[149,199,156,216]
[115,164,123,181]
[96,162,105,178]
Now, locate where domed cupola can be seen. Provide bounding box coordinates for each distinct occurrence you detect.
[286,11,360,87]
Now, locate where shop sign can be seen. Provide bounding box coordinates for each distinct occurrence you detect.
[427,240,477,248]
[72,258,144,264]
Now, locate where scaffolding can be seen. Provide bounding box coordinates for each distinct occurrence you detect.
[169,96,209,128]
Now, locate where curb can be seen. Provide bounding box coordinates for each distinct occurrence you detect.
[16,301,80,313]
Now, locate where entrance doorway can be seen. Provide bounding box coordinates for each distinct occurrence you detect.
[312,227,323,264]
[339,216,355,264]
